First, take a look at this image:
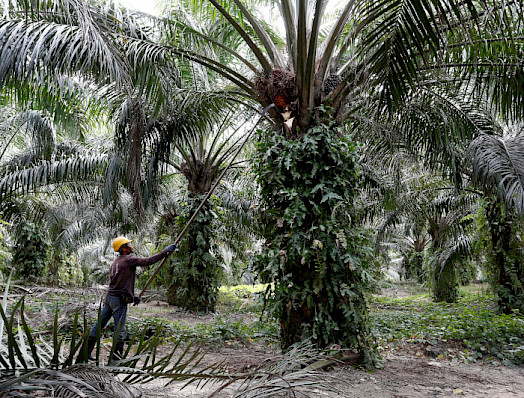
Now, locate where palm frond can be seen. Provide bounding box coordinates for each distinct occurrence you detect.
[161,15,259,74]
[204,0,272,74]
[435,3,524,120]
[375,210,402,253]
[230,340,342,398]
[437,234,472,273]
[301,0,326,115]
[1,75,105,140]
[468,134,524,213]
[0,292,230,396]
[317,0,357,82]
[0,154,107,202]
[230,0,284,68]
[0,2,130,92]
[371,85,502,186]
[278,0,297,70]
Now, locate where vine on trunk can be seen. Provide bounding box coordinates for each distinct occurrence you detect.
[166,195,222,313]
[481,197,524,314]
[12,222,49,280]
[253,108,377,367]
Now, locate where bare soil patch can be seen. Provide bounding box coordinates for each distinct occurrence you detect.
[337,353,523,398]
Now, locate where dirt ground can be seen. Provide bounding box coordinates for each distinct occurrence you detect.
[136,347,524,397]
[17,286,524,397]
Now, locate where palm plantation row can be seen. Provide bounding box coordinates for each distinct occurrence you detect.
[0,0,523,371]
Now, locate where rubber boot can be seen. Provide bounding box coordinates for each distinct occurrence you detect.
[111,341,125,361]
[87,336,97,361]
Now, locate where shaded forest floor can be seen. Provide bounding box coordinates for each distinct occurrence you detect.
[15,282,524,397]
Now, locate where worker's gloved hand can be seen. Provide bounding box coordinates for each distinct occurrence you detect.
[133,296,141,306]
[166,244,176,253]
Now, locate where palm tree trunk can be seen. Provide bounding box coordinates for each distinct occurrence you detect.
[166,197,219,312]
[430,218,458,302]
[485,197,524,314]
[126,118,145,219]
[280,280,310,348]
[432,258,458,303]
[254,113,375,365]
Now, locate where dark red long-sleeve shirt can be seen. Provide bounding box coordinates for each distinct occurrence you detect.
[108,250,168,299]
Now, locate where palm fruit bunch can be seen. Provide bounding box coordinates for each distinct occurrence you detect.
[322,73,342,96]
[255,69,298,111]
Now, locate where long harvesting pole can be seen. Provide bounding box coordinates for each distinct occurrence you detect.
[139,104,275,297]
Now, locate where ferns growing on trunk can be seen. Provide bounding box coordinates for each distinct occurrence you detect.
[166,195,222,313]
[253,108,377,367]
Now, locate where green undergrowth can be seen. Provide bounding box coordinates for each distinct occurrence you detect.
[370,288,524,365]
[126,314,279,348]
[126,284,278,347]
[24,283,524,366]
[23,284,278,349]
[216,284,267,312]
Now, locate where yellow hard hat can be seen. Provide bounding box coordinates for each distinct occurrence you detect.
[113,236,133,252]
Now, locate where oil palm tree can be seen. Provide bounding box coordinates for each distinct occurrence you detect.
[161,0,524,127]
[157,0,524,356]
[0,83,116,279]
[368,83,523,306]
[0,0,236,271]
[150,108,257,312]
[0,0,189,218]
[0,91,168,288]
[374,164,477,302]
[468,132,524,313]
[469,133,524,215]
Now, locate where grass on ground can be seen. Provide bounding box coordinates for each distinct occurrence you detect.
[370,285,524,365]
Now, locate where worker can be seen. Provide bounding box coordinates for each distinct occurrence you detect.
[86,236,176,361]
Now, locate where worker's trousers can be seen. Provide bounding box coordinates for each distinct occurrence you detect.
[89,292,127,343]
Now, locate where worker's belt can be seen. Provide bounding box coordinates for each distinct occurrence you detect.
[109,292,134,304]
[120,294,134,304]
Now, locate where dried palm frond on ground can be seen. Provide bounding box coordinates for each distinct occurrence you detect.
[2,365,142,398]
[206,341,347,398]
